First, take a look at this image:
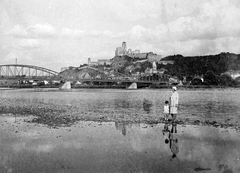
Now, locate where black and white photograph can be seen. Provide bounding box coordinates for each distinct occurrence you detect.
[0,0,240,172]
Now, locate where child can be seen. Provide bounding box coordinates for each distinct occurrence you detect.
[163,100,170,121]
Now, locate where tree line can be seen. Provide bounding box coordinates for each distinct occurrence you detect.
[159,52,240,86]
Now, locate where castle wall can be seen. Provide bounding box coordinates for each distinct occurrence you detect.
[147,55,162,62]
[98,59,112,65]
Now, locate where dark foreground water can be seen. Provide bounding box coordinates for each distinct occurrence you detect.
[0,88,240,173]
[0,117,240,173]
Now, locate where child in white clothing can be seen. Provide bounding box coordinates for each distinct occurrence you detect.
[163,100,170,121]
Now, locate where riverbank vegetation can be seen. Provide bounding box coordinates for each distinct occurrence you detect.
[159,52,240,87]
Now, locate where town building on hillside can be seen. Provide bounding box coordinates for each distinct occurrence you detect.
[223,70,240,79]
[88,58,112,67]
[88,58,98,66]
[77,66,106,80]
[98,59,112,66]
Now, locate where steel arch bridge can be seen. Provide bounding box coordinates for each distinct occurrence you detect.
[0,64,60,80]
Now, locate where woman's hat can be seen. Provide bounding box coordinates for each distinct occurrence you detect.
[172,86,177,91]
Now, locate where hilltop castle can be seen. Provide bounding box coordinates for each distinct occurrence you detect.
[61,41,164,71]
[115,41,162,62]
[115,41,140,56]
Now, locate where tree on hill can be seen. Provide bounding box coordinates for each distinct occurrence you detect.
[219,74,237,86]
[160,53,240,79]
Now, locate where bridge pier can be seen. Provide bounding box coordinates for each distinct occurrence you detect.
[126,82,137,90]
[59,81,71,90]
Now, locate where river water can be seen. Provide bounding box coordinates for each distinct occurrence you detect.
[0,88,240,173]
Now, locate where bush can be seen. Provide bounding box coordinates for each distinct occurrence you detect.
[204,71,219,85]
[219,74,236,86]
[191,78,203,85]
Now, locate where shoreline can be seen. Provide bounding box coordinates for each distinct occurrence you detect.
[0,84,239,90]
[0,97,239,131]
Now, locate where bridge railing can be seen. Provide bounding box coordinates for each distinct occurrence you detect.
[73,73,170,83]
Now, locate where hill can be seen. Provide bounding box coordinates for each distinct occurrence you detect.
[159,52,240,79]
[59,52,240,86]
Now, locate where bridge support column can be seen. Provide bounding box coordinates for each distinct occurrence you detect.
[59,81,71,90]
[126,82,137,90]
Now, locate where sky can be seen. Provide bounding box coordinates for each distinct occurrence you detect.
[1,0,240,72]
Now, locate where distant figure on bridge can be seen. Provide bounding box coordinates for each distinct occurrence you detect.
[169,86,179,121]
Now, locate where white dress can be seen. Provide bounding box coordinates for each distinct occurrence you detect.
[170,92,179,114]
[163,105,169,114]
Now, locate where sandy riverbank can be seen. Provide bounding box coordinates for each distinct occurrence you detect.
[1,97,240,132]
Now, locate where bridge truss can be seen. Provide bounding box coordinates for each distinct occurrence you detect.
[0,64,60,80]
[0,64,172,88]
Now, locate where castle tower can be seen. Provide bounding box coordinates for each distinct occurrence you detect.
[122,41,127,51]
[88,58,91,66]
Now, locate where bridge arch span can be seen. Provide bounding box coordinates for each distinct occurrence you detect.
[0,64,60,79]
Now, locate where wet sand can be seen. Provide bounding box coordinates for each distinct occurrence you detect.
[0,97,240,131]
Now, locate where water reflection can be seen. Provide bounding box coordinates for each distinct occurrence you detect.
[115,122,133,136]
[1,115,240,173]
[162,122,170,143]
[162,121,179,160]
[169,123,179,160]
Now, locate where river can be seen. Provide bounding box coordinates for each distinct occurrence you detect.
[0,88,240,173]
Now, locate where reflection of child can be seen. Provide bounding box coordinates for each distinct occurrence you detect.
[163,100,170,121]
[162,122,170,144]
[163,123,169,133]
[162,122,179,160]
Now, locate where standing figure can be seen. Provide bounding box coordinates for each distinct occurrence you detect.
[163,100,170,121]
[170,86,179,121]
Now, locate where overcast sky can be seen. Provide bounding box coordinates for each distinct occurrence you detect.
[1,0,240,71]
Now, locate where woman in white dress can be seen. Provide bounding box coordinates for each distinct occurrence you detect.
[170,86,179,120]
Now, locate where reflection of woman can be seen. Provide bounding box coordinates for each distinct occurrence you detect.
[169,123,179,159]
[170,86,179,120]
[115,122,127,136]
